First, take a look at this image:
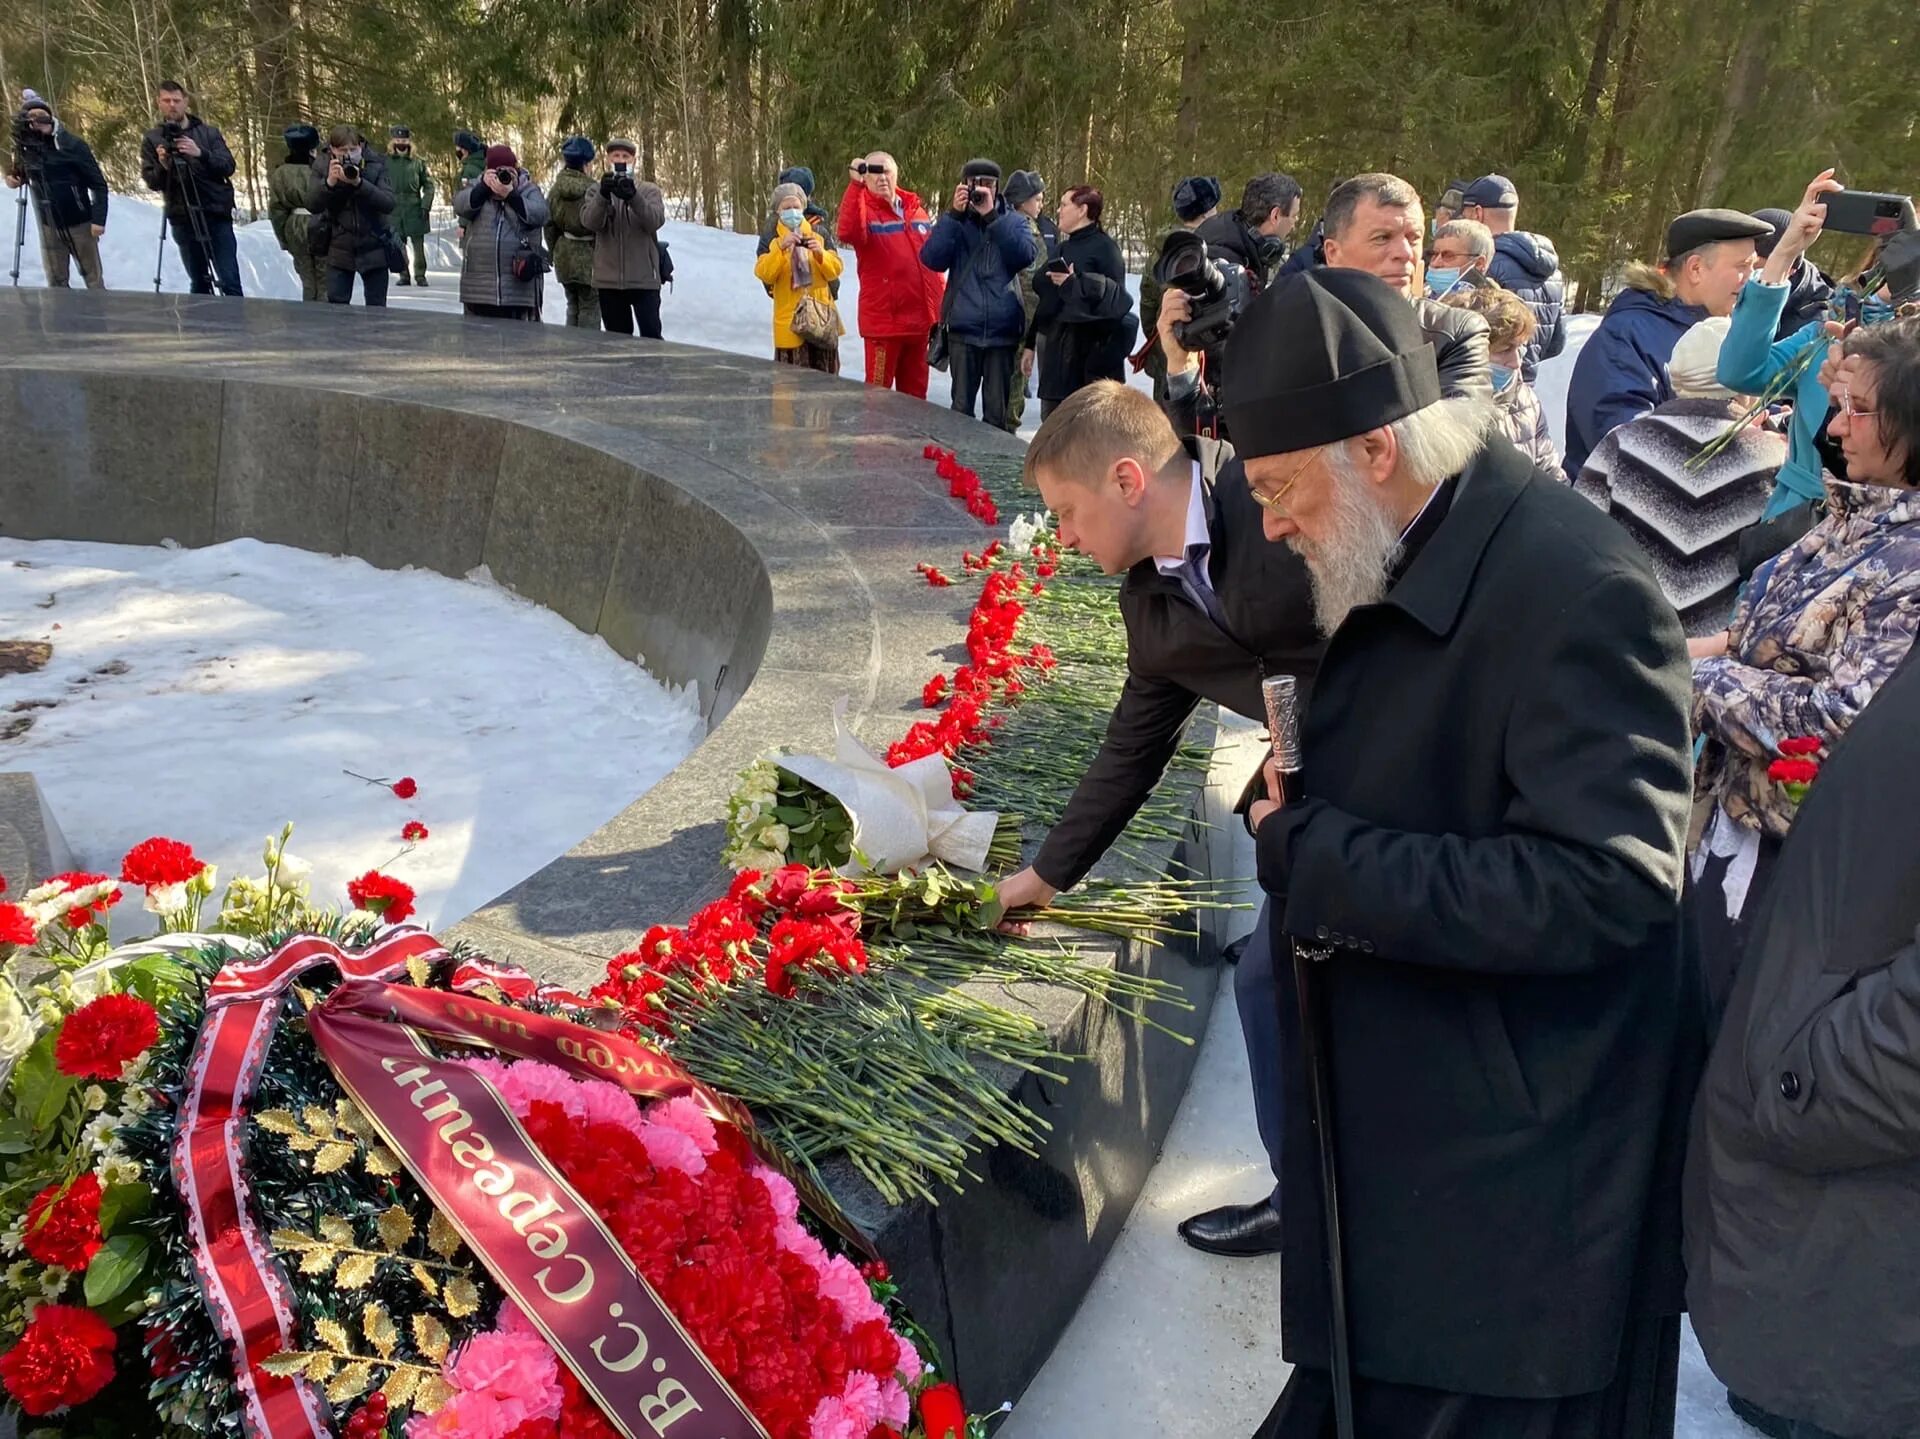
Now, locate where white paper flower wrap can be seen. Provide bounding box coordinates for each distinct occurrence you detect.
[778,700,1001,875]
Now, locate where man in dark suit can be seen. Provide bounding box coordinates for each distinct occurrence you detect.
[1235,268,1696,1437]
[997,379,1321,1257]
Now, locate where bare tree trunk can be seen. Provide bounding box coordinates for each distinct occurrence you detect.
[1564,0,1621,183]
[1694,16,1768,206]
[1172,0,1205,153]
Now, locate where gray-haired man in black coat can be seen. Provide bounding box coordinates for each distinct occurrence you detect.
[1236,268,1695,1438]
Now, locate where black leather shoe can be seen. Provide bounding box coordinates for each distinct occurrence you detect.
[1178,1199,1282,1256]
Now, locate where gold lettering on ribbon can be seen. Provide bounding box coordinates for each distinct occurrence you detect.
[590,1302,651,1372]
[639,1378,704,1434]
[536,1253,595,1305]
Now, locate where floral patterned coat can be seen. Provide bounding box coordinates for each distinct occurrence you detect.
[1694,479,1920,839]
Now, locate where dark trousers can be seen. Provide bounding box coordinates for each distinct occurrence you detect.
[325,265,389,307]
[464,302,536,321]
[1688,834,1783,1041]
[171,212,243,295]
[1256,1312,1679,1439]
[1236,900,1285,1204]
[599,287,662,338]
[950,341,1016,431]
[408,233,429,283]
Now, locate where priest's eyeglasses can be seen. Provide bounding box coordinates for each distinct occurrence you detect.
[1247,445,1326,517]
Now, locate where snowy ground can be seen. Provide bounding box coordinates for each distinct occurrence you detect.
[0,537,702,930]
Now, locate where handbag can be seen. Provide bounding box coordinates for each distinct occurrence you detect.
[793,294,844,347]
[510,239,550,285]
[383,229,407,275]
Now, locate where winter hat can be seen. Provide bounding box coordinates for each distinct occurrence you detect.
[1669,317,1736,399]
[772,182,807,212]
[1223,268,1441,459]
[1173,175,1222,222]
[453,129,484,155]
[1664,208,1772,261]
[483,144,518,171]
[389,125,412,140]
[19,89,52,119]
[777,165,815,197]
[282,122,320,156]
[605,138,638,158]
[1751,207,1794,259]
[1004,170,1045,207]
[561,135,595,167]
[962,158,1003,184]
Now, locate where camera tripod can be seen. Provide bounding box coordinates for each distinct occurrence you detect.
[8,187,23,286]
[154,141,219,294]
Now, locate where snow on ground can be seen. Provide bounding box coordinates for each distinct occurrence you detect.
[0,537,702,930]
[8,192,302,299]
[1534,311,1599,461]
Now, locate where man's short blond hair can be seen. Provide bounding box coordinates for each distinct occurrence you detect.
[1023,381,1185,490]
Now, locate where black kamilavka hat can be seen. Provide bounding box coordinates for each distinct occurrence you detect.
[1222,268,1442,459]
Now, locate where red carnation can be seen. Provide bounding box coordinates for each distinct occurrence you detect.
[23,1174,104,1271]
[402,821,429,842]
[391,776,419,799]
[1767,758,1820,785]
[118,835,206,889]
[347,870,416,923]
[869,1429,904,1439]
[1778,736,1823,758]
[0,1304,118,1415]
[54,992,159,1079]
[922,674,948,709]
[918,1382,968,1439]
[0,903,35,948]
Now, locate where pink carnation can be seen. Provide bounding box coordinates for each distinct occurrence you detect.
[839,1371,883,1424]
[894,1334,924,1385]
[753,1165,802,1222]
[405,1328,562,1439]
[775,1216,829,1270]
[807,1395,869,1439]
[877,1378,911,1427]
[816,1254,886,1328]
[573,1077,650,1142]
[637,1118,706,1176]
[650,1096,718,1155]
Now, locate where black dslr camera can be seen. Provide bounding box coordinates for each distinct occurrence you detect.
[493,166,515,186]
[1153,229,1250,354]
[340,158,360,182]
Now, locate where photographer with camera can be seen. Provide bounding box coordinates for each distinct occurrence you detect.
[266,123,323,302]
[579,139,667,338]
[837,152,942,399]
[1162,172,1491,440]
[1197,172,1302,295]
[308,124,396,306]
[454,144,550,321]
[139,81,242,296]
[1027,186,1137,420]
[919,158,1037,432]
[6,90,108,289]
[386,127,434,287]
[1136,175,1222,402]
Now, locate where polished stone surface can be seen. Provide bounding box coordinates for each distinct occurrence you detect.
[0,291,1221,1407]
[0,773,74,891]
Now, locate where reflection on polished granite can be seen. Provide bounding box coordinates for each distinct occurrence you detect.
[0,291,1219,1408]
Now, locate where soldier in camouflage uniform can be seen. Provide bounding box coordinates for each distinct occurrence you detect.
[546,137,599,327]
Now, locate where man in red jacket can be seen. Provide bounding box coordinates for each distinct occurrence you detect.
[838,152,944,399]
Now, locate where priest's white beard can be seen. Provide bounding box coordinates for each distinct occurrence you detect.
[1286,452,1407,635]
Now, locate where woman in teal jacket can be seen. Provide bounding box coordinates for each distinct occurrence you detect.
[1716,174,1843,519]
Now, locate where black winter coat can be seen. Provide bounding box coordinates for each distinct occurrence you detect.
[1033,438,1321,890]
[1255,434,1696,1397]
[1487,229,1568,381]
[1029,225,1137,402]
[1196,210,1287,292]
[12,127,108,230]
[1686,650,1920,1439]
[139,114,237,220]
[307,153,396,272]
[1776,256,1835,341]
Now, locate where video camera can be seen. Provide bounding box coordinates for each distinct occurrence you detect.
[1153,229,1251,354]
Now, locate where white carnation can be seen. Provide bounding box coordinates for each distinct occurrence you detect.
[0,980,36,1064]
[143,881,190,914]
[276,852,314,884]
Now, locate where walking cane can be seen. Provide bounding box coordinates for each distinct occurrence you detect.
[9,188,26,286]
[1262,675,1356,1439]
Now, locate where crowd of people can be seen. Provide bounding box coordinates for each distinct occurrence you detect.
[11,75,1920,1439]
[993,165,1918,1439]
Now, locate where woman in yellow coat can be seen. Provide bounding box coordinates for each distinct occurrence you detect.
[754,181,844,373]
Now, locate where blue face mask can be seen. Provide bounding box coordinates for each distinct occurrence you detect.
[1489,363,1517,392]
[779,208,804,229]
[1425,267,1462,297]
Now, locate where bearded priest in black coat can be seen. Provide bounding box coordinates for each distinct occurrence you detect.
[1234,268,1698,1439]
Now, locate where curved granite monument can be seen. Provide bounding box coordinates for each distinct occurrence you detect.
[0,291,1227,1407]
